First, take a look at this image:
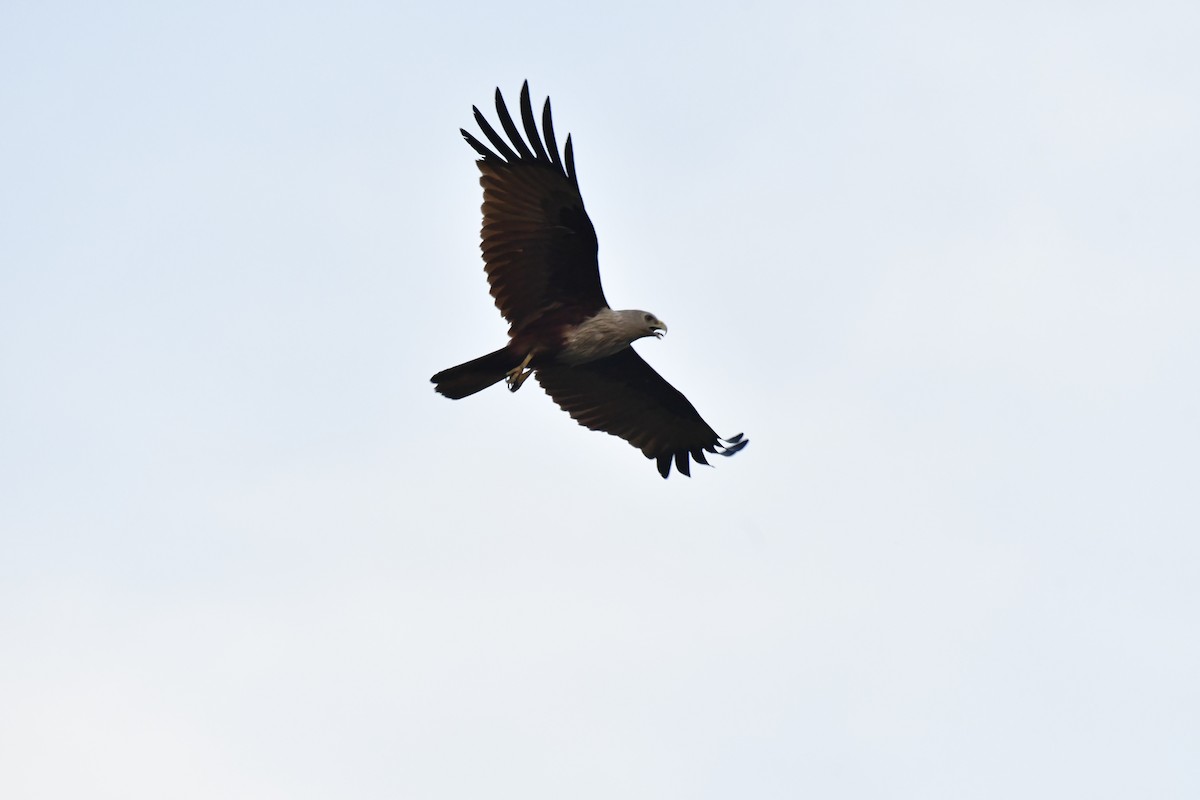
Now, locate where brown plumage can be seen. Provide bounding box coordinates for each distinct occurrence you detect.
[432,81,747,478]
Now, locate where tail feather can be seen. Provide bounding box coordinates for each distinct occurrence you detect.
[431,347,518,399]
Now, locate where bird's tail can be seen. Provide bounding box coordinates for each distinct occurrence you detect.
[431,347,520,399]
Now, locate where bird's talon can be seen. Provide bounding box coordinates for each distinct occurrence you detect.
[505,354,534,392]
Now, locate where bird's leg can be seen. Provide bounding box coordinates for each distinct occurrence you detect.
[505,353,534,392]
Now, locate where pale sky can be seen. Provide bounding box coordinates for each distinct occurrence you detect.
[2,1,1198,798]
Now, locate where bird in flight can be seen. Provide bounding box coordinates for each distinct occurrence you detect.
[432,82,747,478]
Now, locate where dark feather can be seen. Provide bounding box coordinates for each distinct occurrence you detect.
[431,347,518,399]
[542,98,562,172]
[657,454,672,479]
[462,83,608,332]
[536,348,747,479]
[520,83,549,162]
[472,106,519,162]
[564,134,576,184]
[718,436,748,455]
[461,128,494,160]
[494,86,535,161]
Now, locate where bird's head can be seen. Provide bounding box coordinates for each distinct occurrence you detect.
[628,310,668,340]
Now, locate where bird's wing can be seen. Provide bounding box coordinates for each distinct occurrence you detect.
[462,81,608,331]
[535,349,747,478]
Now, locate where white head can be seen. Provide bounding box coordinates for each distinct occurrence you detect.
[616,309,668,341]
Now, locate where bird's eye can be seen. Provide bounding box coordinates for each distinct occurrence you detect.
[644,313,653,322]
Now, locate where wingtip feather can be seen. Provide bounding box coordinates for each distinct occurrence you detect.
[564,134,576,183]
[717,435,749,456]
[657,453,672,478]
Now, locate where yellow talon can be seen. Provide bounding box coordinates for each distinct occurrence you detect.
[505,353,534,392]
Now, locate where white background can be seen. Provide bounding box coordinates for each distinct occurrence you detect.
[2,1,1197,797]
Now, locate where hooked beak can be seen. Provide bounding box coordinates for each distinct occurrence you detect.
[652,320,668,339]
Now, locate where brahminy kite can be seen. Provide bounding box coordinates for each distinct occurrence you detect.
[432,82,747,478]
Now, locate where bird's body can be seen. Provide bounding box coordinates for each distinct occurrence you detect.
[432,82,747,478]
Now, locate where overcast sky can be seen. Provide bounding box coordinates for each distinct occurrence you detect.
[2,1,1198,798]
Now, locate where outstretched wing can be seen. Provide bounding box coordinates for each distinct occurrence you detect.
[462,81,608,332]
[535,349,748,478]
